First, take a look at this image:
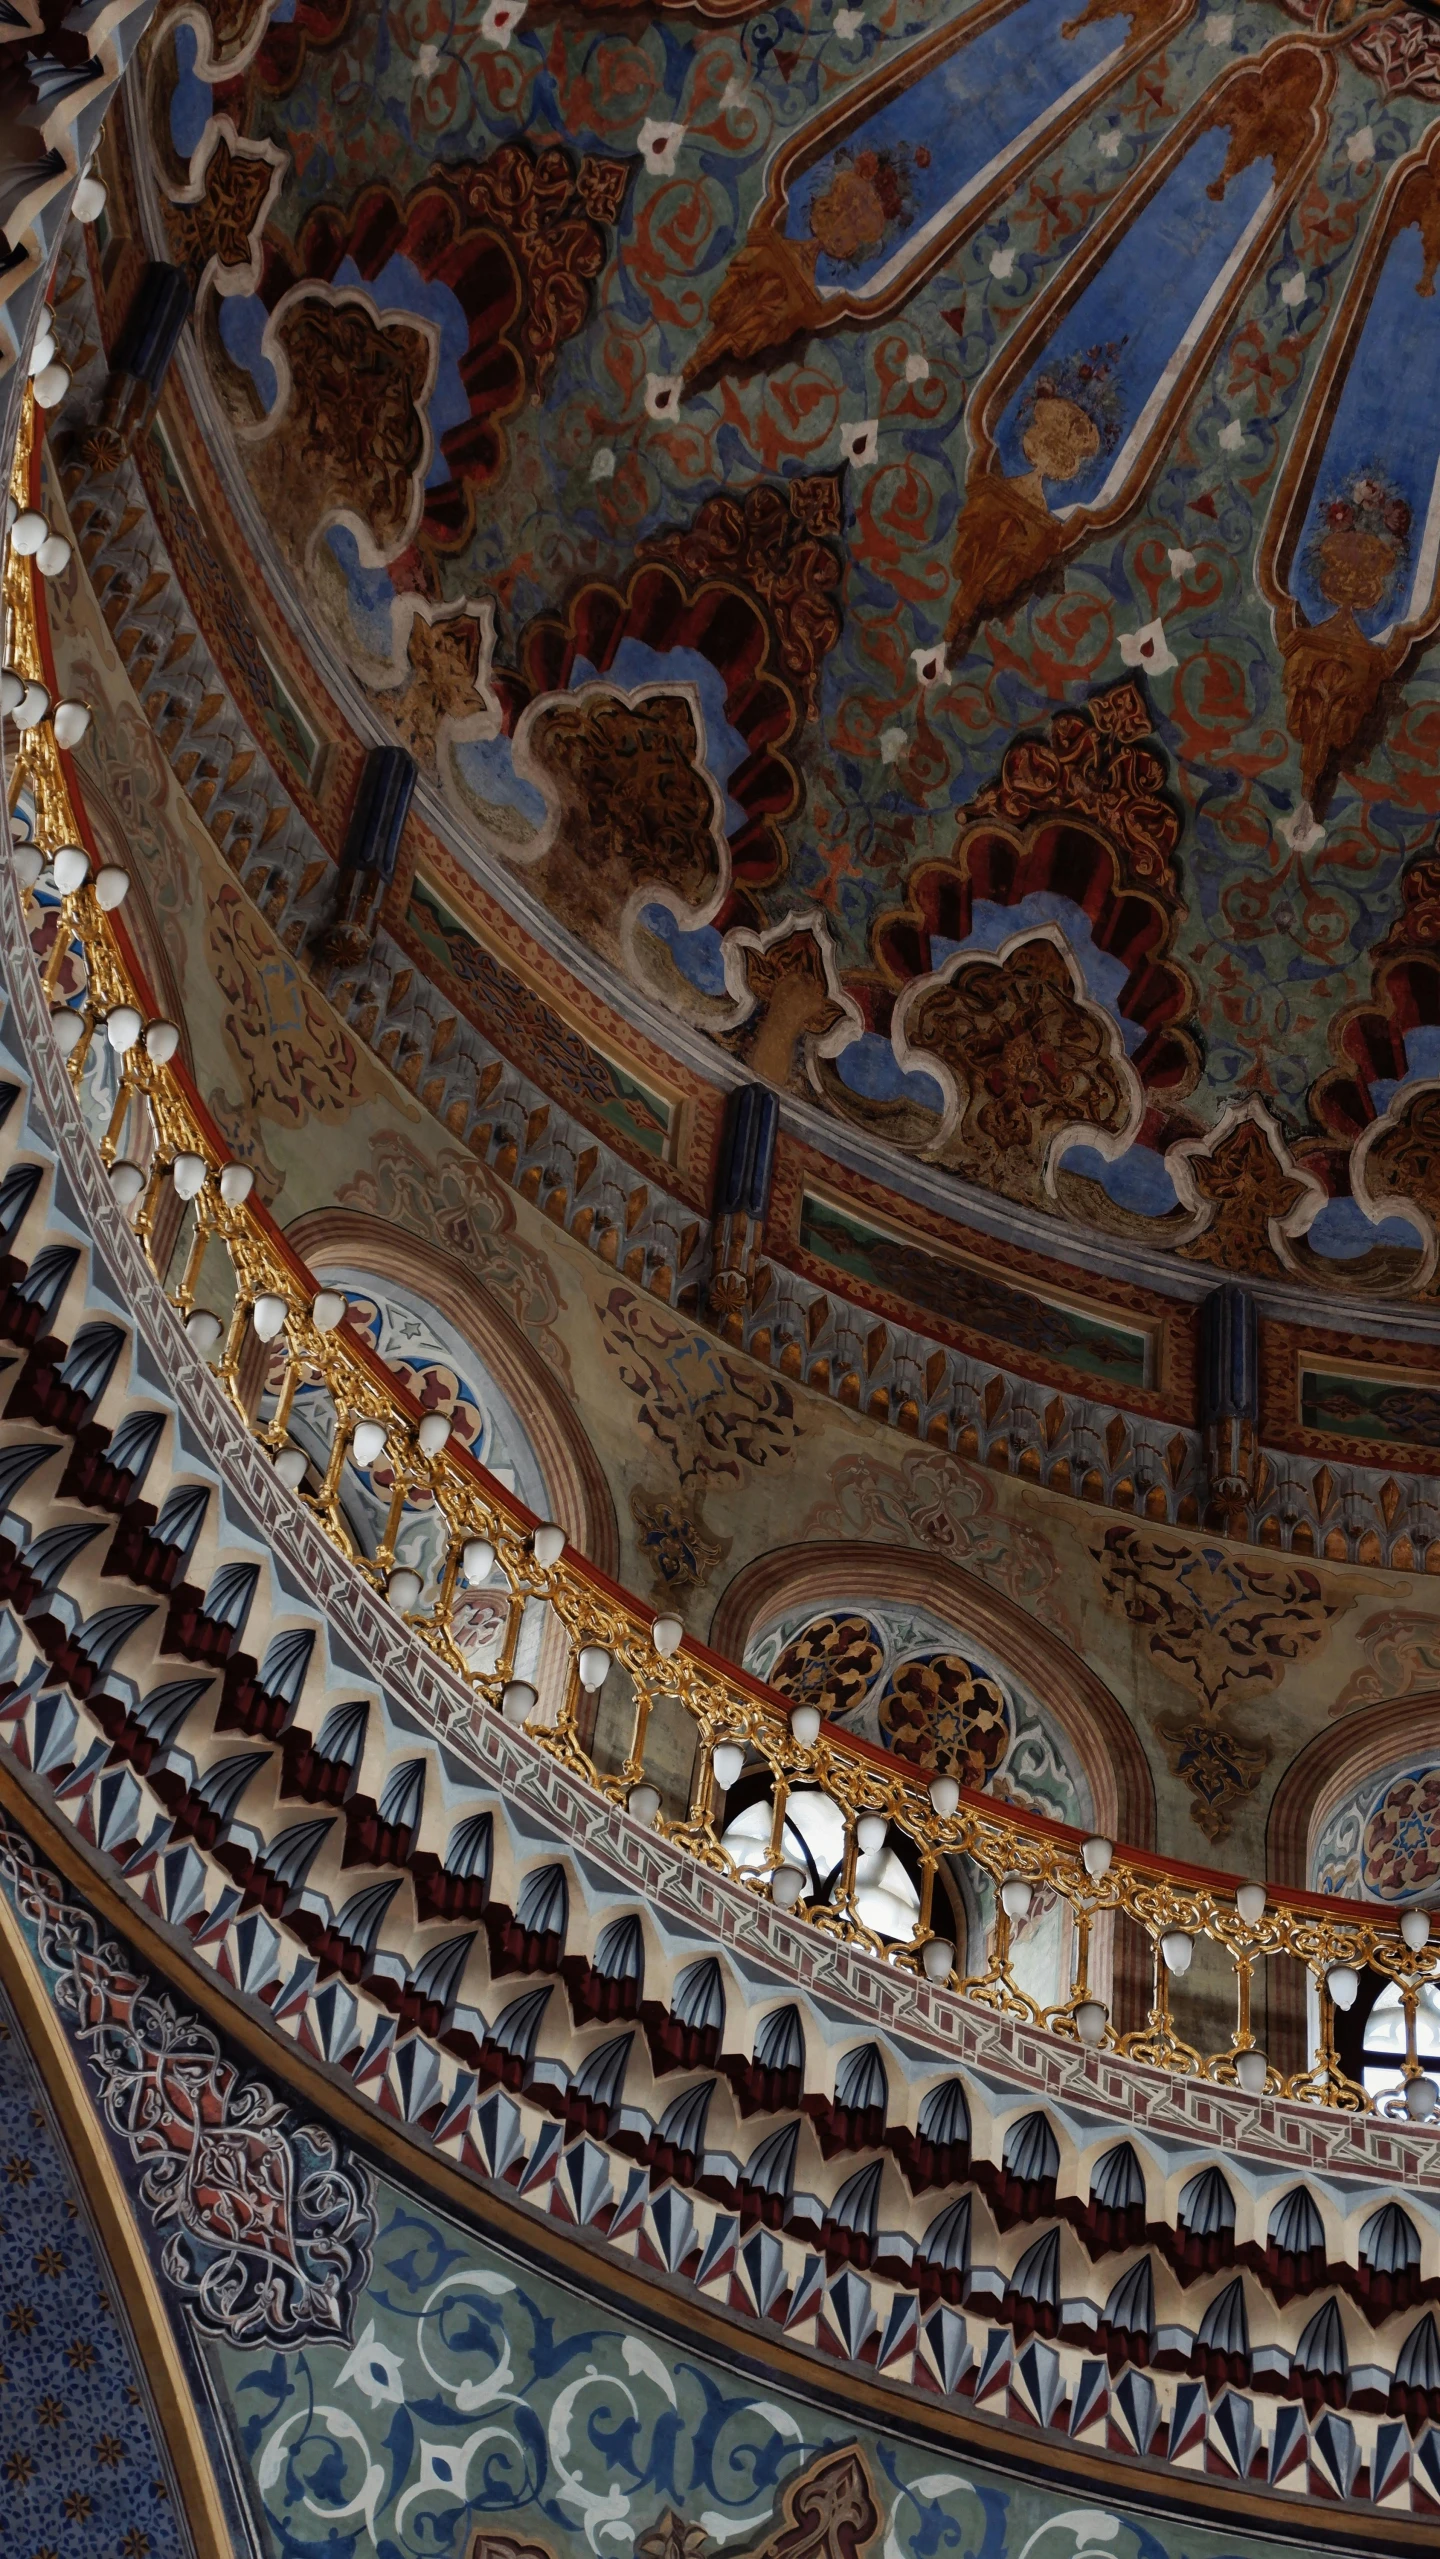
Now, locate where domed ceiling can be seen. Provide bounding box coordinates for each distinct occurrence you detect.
[107,0,1440,1298]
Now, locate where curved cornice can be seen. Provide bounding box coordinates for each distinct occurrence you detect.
[3,1760,1434,2556]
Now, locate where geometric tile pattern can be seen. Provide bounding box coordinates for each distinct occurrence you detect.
[0,1980,189,2559]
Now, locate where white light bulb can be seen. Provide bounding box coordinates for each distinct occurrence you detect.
[921,1938,954,1983]
[771,1864,806,1909]
[578,1643,611,1692]
[652,1614,684,1656]
[351,1420,387,1468]
[1075,1999,1109,2048]
[1236,1883,1267,1926]
[51,844,88,894]
[1402,1908,1432,1953]
[789,1704,821,1747]
[251,1293,288,1342]
[27,332,55,378]
[104,1004,141,1052]
[170,1150,206,1199]
[108,1159,144,1207]
[53,699,90,748]
[0,669,23,715]
[929,1774,960,1818]
[311,1289,346,1332]
[1235,2049,1268,2097]
[1405,2074,1438,2121]
[387,1567,422,1613]
[93,865,129,910]
[502,1678,538,1718]
[856,1814,887,1855]
[9,511,46,556]
[628,1782,661,1826]
[461,1536,495,1584]
[32,362,71,411]
[1161,1928,1193,1976]
[532,1521,565,1566]
[15,683,50,730]
[35,533,72,579]
[1325,1964,1359,2012]
[218,1163,253,1205]
[1082,1836,1113,1881]
[1000,1875,1033,1923]
[13,846,42,891]
[711,1741,745,1792]
[185,1308,222,1355]
[48,1004,84,1054]
[272,1445,308,1489]
[72,175,107,224]
[417,1411,450,1457]
[145,1019,180,1063]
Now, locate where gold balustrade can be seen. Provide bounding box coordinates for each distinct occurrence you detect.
[4,393,1437,2121]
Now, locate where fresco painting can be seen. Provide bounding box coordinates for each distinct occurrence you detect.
[782,0,1140,299]
[98,0,1440,1345]
[990,128,1274,512]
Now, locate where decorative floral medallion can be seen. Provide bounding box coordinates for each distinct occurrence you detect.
[768,1615,886,1721]
[1361,1766,1440,1900]
[877,1652,1012,1782]
[0,1810,374,2348]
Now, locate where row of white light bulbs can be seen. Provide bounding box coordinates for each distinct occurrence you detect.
[28,877,1440,2108]
[3,270,101,725]
[5,306,86,581]
[11,159,107,421]
[732,1725,1440,2112]
[16,826,1439,2101]
[41,951,1440,2107]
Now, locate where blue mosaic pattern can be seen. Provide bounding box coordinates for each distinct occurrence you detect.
[0,1981,188,2559]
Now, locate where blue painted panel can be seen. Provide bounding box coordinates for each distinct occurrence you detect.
[995,125,1271,508]
[783,0,1128,294]
[1291,223,1440,637]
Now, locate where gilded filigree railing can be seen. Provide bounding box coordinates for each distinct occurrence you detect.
[5,395,1438,2122]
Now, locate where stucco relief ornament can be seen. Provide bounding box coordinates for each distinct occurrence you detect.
[892,923,1143,1207]
[640,473,845,722]
[161,119,288,305]
[1098,1525,1340,1838]
[720,912,863,1096]
[1166,1098,1326,1276]
[0,1808,374,2345]
[1350,1076,1440,1290]
[1280,467,1413,811]
[946,344,1126,658]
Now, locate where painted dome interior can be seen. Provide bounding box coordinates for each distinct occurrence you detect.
[114,0,1440,1304]
[21,0,1440,2549]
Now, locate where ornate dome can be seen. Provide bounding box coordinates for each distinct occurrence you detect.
[89,0,1440,1313]
[14,4,1440,2554]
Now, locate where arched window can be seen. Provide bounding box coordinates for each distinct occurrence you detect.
[739,1594,1089,1997]
[1352,1979,1440,2104]
[718,1782,923,1942]
[1310,1753,1440,2101]
[267,1269,552,1673]
[1313,1757,1440,1907]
